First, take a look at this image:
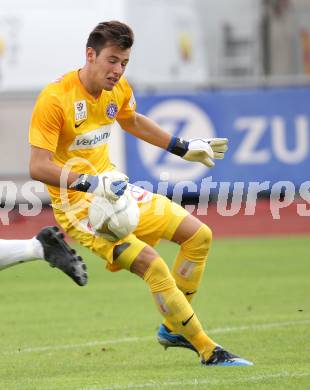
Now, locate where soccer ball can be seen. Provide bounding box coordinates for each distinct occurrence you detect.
[88,192,140,241]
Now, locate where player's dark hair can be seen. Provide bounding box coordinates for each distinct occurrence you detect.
[87,21,134,54]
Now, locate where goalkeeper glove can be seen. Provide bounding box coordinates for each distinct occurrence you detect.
[167,136,228,168]
[70,170,128,201]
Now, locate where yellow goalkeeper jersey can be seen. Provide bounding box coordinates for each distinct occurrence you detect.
[29,70,136,209]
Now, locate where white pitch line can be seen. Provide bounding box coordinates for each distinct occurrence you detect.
[4,336,153,355]
[209,319,310,334]
[76,371,310,390]
[3,318,310,355]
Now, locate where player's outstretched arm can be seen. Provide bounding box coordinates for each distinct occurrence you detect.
[118,113,171,149]
[118,113,228,168]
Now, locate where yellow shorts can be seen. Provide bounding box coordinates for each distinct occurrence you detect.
[53,188,188,272]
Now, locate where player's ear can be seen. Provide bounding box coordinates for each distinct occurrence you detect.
[86,47,96,63]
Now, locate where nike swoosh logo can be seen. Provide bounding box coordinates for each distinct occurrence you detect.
[185,291,196,296]
[75,121,86,128]
[182,313,195,326]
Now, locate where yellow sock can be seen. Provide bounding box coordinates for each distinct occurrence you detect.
[173,224,212,302]
[164,224,212,330]
[143,257,216,356]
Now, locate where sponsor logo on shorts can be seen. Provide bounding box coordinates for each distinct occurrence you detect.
[106,102,118,119]
[128,184,153,203]
[69,125,112,150]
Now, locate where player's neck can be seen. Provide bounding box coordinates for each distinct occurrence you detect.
[78,68,102,99]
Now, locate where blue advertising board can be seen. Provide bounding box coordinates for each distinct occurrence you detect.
[125,86,310,197]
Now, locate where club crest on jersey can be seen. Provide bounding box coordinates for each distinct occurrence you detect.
[106,102,118,119]
[74,100,87,122]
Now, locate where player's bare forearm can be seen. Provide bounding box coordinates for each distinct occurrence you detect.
[29,146,79,187]
[118,113,171,149]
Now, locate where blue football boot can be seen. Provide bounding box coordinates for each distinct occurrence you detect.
[157,324,198,354]
[201,346,254,366]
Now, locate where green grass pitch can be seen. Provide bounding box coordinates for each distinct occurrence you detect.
[0,235,309,390]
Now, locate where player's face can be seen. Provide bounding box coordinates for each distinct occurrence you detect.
[90,45,131,91]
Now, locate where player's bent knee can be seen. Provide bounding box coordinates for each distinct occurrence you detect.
[182,223,212,260]
[200,223,213,248]
[143,257,176,293]
[130,245,158,278]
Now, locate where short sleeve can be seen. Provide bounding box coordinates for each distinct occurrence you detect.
[116,78,137,120]
[29,91,64,153]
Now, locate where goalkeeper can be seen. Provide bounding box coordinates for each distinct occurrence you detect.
[28,21,252,366]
